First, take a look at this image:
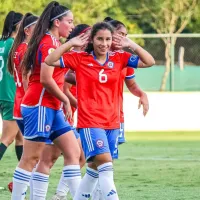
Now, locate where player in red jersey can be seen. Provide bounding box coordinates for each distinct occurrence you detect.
[90,18,149,200]
[7,12,38,194]
[51,24,91,200]
[11,2,83,200]
[108,18,149,145]
[45,22,155,200]
[8,13,38,135]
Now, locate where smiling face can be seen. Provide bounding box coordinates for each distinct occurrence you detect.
[92,29,112,57]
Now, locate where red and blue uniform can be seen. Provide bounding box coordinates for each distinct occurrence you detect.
[21,33,71,142]
[60,50,139,161]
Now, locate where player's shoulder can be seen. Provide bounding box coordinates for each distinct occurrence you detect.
[40,33,59,47]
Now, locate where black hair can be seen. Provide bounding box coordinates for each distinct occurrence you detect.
[109,20,126,30]
[104,16,126,30]
[85,22,114,54]
[8,13,38,75]
[0,11,23,40]
[67,24,90,40]
[103,17,113,22]
[22,1,70,76]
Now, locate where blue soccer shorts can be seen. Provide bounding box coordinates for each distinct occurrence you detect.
[79,128,119,162]
[21,106,71,142]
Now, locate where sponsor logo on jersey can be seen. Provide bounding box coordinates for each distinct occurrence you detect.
[48,48,55,55]
[107,61,114,68]
[96,139,104,148]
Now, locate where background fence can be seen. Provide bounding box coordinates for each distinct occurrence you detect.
[128,34,200,91]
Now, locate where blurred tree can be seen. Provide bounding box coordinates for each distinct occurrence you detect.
[119,0,198,91]
[0,0,141,34]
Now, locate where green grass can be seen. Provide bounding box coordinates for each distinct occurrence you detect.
[1,131,200,200]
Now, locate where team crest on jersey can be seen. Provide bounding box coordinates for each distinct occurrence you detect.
[48,48,55,55]
[96,139,104,148]
[45,125,51,132]
[130,54,138,62]
[107,61,114,68]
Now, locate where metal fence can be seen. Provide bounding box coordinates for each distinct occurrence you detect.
[128,34,200,91]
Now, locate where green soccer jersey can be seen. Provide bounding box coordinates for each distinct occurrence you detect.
[0,37,16,102]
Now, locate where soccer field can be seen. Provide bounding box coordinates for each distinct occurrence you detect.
[1,131,200,200]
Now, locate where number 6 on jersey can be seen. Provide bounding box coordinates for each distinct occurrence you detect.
[99,69,107,83]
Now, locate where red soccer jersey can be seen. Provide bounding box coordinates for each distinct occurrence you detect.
[22,33,66,110]
[13,42,27,119]
[60,51,134,129]
[119,67,135,123]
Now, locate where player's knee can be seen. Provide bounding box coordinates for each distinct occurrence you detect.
[94,153,112,166]
[40,154,59,169]
[63,147,81,164]
[21,154,39,169]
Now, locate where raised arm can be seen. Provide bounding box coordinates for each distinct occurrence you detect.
[113,34,155,68]
[45,33,89,67]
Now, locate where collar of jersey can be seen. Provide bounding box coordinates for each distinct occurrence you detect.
[46,32,57,40]
[91,51,109,66]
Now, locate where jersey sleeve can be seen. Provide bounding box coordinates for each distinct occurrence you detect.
[60,52,81,71]
[38,43,56,64]
[125,67,135,79]
[121,51,139,69]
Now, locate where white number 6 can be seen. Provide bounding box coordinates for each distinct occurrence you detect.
[99,69,107,83]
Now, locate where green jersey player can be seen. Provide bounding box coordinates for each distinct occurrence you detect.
[0,11,23,162]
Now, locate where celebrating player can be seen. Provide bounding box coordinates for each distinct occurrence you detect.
[0,11,23,161]
[45,21,155,200]
[11,2,82,200]
[51,23,91,200]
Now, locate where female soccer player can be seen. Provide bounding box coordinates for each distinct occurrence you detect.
[11,2,83,200]
[0,11,23,161]
[45,22,155,200]
[8,13,38,134]
[91,18,150,200]
[7,13,38,195]
[51,23,91,200]
[108,18,149,145]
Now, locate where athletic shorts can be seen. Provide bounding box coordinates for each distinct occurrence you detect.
[16,119,24,135]
[79,128,119,162]
[45,125,80,145]
[21,106,71,142]
[0,100,14,120]
[118,123,126,144]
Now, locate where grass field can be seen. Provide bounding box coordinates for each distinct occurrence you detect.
[1,131,200,200]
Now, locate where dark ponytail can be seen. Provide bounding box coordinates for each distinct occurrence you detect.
[0,11,23,41]
[8,13,38,75]
[22,1,70,76]
[85,22,113,54]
